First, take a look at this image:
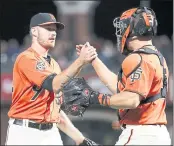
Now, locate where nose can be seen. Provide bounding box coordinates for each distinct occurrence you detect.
[51,32,56,38]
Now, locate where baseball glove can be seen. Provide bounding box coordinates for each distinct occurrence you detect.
[60,77,96,116]
[59,77,111,116]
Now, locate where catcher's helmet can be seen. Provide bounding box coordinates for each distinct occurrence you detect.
[113,7,158,54]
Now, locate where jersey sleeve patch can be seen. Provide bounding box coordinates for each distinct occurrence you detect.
[130,67,143,82]
[36,60,46,71]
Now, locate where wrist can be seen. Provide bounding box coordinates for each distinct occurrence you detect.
[79,137,100,146]
[89,91,100,104]
[90,92,111,106]
[91,57,99,66]
[76,57,85,67]
[75,136,85,145]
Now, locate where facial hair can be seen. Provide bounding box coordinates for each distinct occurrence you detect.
[37,37,54,49]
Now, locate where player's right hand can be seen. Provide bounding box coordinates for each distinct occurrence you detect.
[78,42,98,65]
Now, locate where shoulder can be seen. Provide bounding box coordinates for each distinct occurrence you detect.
[16,49,35,62]
[51,57,60,66]
[50,57,62,72]
[122,53,142,77]
[15,49,37,68]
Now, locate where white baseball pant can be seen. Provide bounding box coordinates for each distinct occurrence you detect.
[115,124,171,145]
[5,118,63,145]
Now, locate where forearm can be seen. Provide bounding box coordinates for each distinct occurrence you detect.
[56,110,84,145]
[75,67,83,77]
[52,58,83,93]
[109,91,140,109]
[90,91,140,109]
[92,57,117,94]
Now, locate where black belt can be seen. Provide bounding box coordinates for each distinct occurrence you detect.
[13,119,53,130]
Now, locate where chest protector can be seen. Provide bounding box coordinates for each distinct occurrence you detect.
[117,47,167,120]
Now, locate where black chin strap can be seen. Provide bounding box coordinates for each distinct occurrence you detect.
[122,47,133,56]
[123,44,154,56]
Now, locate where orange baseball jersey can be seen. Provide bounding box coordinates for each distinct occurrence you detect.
[8,48,61,123]
[117,47,169,125]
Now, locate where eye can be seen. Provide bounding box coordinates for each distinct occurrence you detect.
[46,28,56,31]
[46,28,51,31]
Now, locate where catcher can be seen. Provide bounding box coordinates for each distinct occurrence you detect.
[60,7,171,145]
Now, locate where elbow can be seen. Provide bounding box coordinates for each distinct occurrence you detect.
[52,83,61,93]
[52,76,61,93]
[129,94,141,109]
[53,87,59,93]
[131,99,140,108]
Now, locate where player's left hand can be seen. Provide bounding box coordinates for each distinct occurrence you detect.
[60,77,100,116]
[79,138,102,146]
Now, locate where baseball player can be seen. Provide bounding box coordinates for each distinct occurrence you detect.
[69,7,171,145]
[5,13,99,145]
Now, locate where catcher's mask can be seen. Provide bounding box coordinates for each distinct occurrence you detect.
[113,7,158,55]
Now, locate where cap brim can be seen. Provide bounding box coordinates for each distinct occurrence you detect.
[39,22,65,30]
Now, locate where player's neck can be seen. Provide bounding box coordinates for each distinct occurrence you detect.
[31,42,48,57]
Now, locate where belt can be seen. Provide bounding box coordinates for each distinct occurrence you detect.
[122,124,163,129]
[13,119,53,130]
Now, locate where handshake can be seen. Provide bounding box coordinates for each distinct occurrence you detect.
[76,42,98,65]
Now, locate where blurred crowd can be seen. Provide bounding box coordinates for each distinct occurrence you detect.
[1,34,173,73]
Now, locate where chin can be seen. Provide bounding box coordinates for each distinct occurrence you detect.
[49,42,55,48]
[49,44,55,49]
[44,44,55,49]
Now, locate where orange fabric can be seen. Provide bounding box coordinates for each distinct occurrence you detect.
[98,94,103,105]
[120,8,137,19]
[142,13,150,27]
[120,8,137,53]
[8,48,61,123]
[98,94,110,106]
[122,54,142,77]
[121,25,131,53]
[118,49,169,125]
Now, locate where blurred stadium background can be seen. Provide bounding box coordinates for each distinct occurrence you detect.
[1,0,173,145]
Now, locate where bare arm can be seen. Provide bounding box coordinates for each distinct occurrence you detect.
[109,91,142,109]
[76,44,117,94]
[52,58,83,92]
[92,57,118,94]
[91,91,142,109]
[53,43,97,93]
[75,67,83,77]
[56,110,85,145]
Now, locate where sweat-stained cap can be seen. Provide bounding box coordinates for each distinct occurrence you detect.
[30,13,65,30]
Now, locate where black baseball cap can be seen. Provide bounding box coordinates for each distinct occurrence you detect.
[30,13,65,30]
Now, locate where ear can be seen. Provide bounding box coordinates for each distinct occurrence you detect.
[30,27,38,37]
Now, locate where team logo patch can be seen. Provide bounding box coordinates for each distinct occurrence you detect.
[130,67,142,82]
[49,14,56,21]
[36,61,46,71]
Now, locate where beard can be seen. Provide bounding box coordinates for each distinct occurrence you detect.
[37,37,55,49]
